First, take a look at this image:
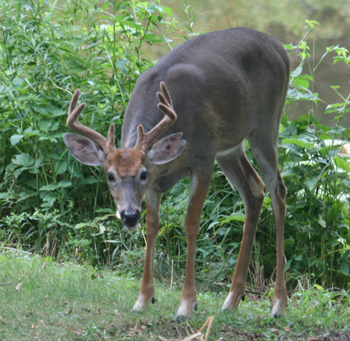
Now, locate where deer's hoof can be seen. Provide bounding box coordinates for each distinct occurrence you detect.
[221,290,245,311]
[173,315,187,323]
[132,295,154,313]
[271,298,287,318]
[176,300,197,319]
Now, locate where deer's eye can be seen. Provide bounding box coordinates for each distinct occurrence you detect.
[140,171,148,181]
[107,173,114,181]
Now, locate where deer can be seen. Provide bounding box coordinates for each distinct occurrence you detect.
[63,27,290,319]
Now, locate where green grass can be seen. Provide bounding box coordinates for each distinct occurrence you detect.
[1,252,350,340]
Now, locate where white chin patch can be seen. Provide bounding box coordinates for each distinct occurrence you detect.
[116,211,121,219]
[124,224,140,232]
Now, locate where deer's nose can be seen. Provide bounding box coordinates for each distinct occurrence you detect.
[120,210,141,227]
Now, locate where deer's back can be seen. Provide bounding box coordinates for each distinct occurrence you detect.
[122,28,290,157]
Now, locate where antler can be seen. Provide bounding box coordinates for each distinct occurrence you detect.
[135,82,177,152]
[67,89,116,154]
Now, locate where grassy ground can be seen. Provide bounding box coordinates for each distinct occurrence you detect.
[0,251,350,341]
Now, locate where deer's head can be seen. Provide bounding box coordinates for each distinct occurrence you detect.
[63,82,186,231]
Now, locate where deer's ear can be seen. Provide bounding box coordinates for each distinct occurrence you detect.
[147,133,186,165]
[63,133,106,166]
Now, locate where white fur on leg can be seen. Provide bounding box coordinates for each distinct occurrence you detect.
[177,299,190,317]
[271,298,286,317]
[177,299,196,318]
[222,291,234,310]
[221,290,245,311]
[132,294,150,313]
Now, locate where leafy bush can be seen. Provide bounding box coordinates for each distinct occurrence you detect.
[281,21,350,285]
[0,0,174,260]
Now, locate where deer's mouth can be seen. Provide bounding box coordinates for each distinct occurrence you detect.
[116,210,141,232]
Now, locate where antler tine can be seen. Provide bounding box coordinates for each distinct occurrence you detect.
[67,89,116,154]
[135,82,177,151]
[159,81,173,107]
[69,89,80,115]
[107,123,116,151]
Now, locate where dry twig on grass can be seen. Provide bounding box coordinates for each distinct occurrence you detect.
[159,316,215,341]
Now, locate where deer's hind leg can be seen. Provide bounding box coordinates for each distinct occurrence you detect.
[249,134,288,318]
[216,144,266,311]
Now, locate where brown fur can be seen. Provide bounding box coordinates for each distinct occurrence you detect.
[106,149,146,177]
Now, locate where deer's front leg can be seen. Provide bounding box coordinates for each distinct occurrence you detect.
[177,170,212,318]
[133,190,161,312]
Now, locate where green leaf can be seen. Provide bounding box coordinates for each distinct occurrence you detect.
[280,143,303,157]
[317,215,326,228]
[314,284,324,291]
[285,259,292,272]
[287,87,320,102]
[68,161,84,178]
[12,77,25,88]
[290,65,303,77]
[162,6,172,16]
[41,193,56,207]
[18,190,36,201]
[305,176,319,191]
[340,262,349,276]
[221,212,245,223]
[334,156,350,172]
[39,136,57,142]
[24,127,40,136]
[0,193,10,199]
[48,104,65,117]
[279,124,297,139]
[75,222,93,229]
[54,160,67,175]
[10,134,24,145]
[38,120,60,131]
[101,2,109,10]
[57,180,72,188]
[40,184,58,191]
[116,59,128,73]
[295,254,303,261]
[82,178,100,184]
[293,78,310,89]
[49,153,61,160]
[281,138,313,149]
[95,208,115,214]
[12,154,34,166]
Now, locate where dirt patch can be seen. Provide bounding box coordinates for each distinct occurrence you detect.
[325,331,350,341]
[218,325,263,340]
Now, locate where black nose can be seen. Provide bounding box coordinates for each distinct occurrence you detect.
[120,210,141,227]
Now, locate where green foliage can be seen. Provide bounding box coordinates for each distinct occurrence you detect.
[0,0,349,294]
[0,0,174,215]
[280,22,350,284]
[0,0,176,261]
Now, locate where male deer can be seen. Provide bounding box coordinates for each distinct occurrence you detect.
[63,28,290,318]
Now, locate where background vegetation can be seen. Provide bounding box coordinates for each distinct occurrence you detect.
[0,0,350,299]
